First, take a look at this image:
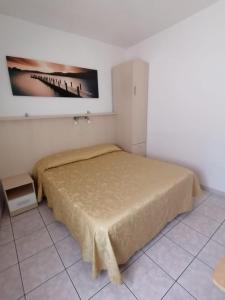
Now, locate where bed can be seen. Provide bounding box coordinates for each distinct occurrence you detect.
[33,144,201,283]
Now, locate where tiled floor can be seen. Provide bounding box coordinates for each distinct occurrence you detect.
[0,192,225,300]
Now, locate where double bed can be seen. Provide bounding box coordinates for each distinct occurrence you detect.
[33,144,201,283]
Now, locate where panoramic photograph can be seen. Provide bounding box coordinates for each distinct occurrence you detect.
[6,56,99,98]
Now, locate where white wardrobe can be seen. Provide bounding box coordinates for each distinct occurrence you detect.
[112,59,149,156]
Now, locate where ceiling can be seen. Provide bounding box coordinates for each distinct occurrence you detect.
[0,0,220,47]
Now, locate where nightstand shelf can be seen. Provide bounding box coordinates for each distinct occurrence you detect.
[2,173,37,216]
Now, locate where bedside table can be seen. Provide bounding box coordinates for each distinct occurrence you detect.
[1,173,37,216]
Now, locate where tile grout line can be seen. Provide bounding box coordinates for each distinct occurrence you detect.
[182,210,222,233]
[38,203,125,300]
[164,218,225,264]
[131,252,197,300]
[195,203,225,223]
[146,218,225,299]
[3,193,221,300]
[141,218,184,255]
[0,195,207,252]
[180,217,225,246]
[121,249,187,300]
[145,252,177,282]
[24,269,66,298]
[175,282,198,300]
[121,252,145,275]
[13,225,46,241]
[165,233,207,257]
[12,209,46,241]
[13,228,74,267]
[12,207,79,298]
[0,261,19,275]
[160,281,197,300]
[88,282,111,300]
[120,250,144,272]
[9,213,26,299]
[197,257,217,271]
[37,207,82,300]
[12,206,83,297]
[35,194,225,299]
[144,192,218,254]
[120,206,204,278]
[54,196,225,299]
[143,252,179,300]
[169,219,225,296]
[0,225,14,247]
[177,218,220,240]
[123,282,139,300]
[82,248,146,297]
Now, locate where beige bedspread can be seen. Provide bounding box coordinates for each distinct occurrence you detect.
[33,144,201,283]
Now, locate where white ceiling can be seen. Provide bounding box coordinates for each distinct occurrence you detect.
[0,0,220,47]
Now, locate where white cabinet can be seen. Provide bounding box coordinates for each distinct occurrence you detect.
[112,59,149,156]
[2,173,37,216]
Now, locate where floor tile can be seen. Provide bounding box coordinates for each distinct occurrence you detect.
[20,245,64,293]
[0,241,17,272]
[47,221,70,243]
[11,208,38,223]
[0,209,11,227]
[67,260,109,300]
[178,259,225,300]
[120,250,143,271]
[55,236,81,268]
[1,193,223,300]
[16,227,53,261]
[197,239,225,269]
[212,223,225,246]
[146,236,193,280]
[204,194,225,210]
[26,271,79,300]
[182,211,220,237]
[166,222,208,255]
[123,254,174,300]
[174,212,189,222]
[161,218,180,235]
[38,202,55,225]
[92,283,136,300]
[193,191,210,208]
[0,223,13,246]
[142,232,164,252]
[195,203,225,223]
[0,264,23,300]
[163,283,195,300]
[12,213,44,240]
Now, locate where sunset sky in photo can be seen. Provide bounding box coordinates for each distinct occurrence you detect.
[6,56,88,74]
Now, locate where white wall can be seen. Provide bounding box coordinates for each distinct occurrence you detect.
[1,3,225,193]
[0,14,125,117]
[127,0,225,193]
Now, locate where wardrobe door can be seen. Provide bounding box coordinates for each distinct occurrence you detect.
[132,60,149,147]
[112,59,149,155]
[112,61,133,151]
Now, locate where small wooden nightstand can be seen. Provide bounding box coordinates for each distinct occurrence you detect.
[1,173,37,216]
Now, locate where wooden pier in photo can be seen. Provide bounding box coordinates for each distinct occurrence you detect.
[31,74,93,98]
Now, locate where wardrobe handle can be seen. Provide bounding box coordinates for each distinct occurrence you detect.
[134,86,136,96]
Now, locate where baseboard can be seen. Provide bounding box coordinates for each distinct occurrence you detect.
[201,184,225,197]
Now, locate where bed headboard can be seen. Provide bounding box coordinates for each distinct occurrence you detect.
[0,115,116,178]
